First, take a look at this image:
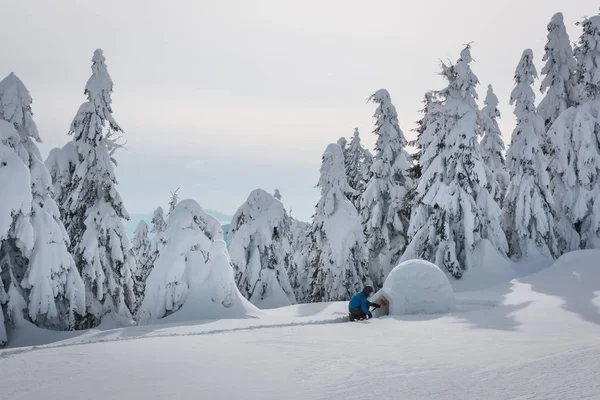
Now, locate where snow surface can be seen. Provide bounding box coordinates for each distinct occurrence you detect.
[1,251,600,399]
[372,259,455,316]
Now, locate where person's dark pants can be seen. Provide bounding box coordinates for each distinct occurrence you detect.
[349,307,367,320]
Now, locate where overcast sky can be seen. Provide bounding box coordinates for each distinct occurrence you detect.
[1,1,597,221]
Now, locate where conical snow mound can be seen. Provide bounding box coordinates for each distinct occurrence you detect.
[372,260,455,316]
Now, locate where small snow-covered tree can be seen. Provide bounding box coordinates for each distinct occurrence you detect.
[403,45,508,278]
[228,189,296,308]
[131,220,151,303]
[345,128,370,209]
[58,49,136,328]
[137,199,224,323]
[306,143,369,302]
[502,50,558,260]
[151,206,167,234]
[0,75,85,343]
[547,16,600,251]
[168,188,180,214]
[360,89,412,287]
[273,189,282,200]
[480,84,509,206]
[288,218,310,303]
[538,12,578,135]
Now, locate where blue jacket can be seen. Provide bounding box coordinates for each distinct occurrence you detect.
[349,292,377,314]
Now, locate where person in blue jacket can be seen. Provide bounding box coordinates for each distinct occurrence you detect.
[348,286,380,321]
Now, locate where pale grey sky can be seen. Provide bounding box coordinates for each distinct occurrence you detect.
[1,1,597,221]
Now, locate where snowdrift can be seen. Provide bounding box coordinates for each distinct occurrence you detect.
[372,259,455,317]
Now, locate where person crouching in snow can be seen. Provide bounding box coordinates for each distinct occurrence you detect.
[348,286,380,321]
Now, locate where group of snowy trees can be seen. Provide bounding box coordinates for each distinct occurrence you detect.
[2,10,600,345]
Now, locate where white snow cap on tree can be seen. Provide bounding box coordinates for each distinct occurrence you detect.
[306,143,369,302]
[403,45,508,278]
[360,89,413,287]
[574,15,600,101]
[137,199,227,323]
[538,12,578,133]
[502,50,558,260]
[228,189,296,309]
[480,84,508,206]
[57,49,136,327]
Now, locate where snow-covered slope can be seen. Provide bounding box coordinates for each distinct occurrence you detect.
[1,251,599,399]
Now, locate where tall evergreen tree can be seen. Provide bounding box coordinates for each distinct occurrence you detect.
[548,16,600,251]
[403,45,508,278]
[502,50,558,260]
[306,144,369,302]
[359,89,412,287]
[58,49,136,327]
[480,84,509,206]
[0,75,85,345]
[345,128,369,209]
[151,206,167,234]
[538,12,578,147]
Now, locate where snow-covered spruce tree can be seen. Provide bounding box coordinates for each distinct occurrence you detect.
[547,15,600,251]
[359,89,412,287]
[58,49,136,328]
[168,188,180,214]
[227,189,296,308]
[151,206,167,234]
[306,143,369,302]
[0,121,85,345]
[0,76,85,343]
[288,217,310,303]
[131,220,151,303]
[502,50,558,260]
[480,84,509,206]
[402,45,508,278]
[407,91,443,209]
[345,128,370,209]
[137,199,224,323]
[538,12,578,147]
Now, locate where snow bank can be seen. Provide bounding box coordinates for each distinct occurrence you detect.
[372,259,455,316]
[453,239,516,292]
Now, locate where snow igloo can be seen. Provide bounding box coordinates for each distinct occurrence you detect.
[371,259,455,317]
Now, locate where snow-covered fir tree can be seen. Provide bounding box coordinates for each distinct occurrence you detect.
[345,128,370,209]
[131,220,151,303]
[480,84,508,206]
[306,143,369,302]
[273,188,282,200]
[55,49,136,328]
[288,217,310,303]
[137,200,224,323]
[538,12,578,145]
[403,45,508,278]
[0,117,85,346]
[502,50,558,260]
[547,15,600,251]
[151,206,167,234]
[228,189,296,308]
[168,188,180,214]
[359,89,412,287]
